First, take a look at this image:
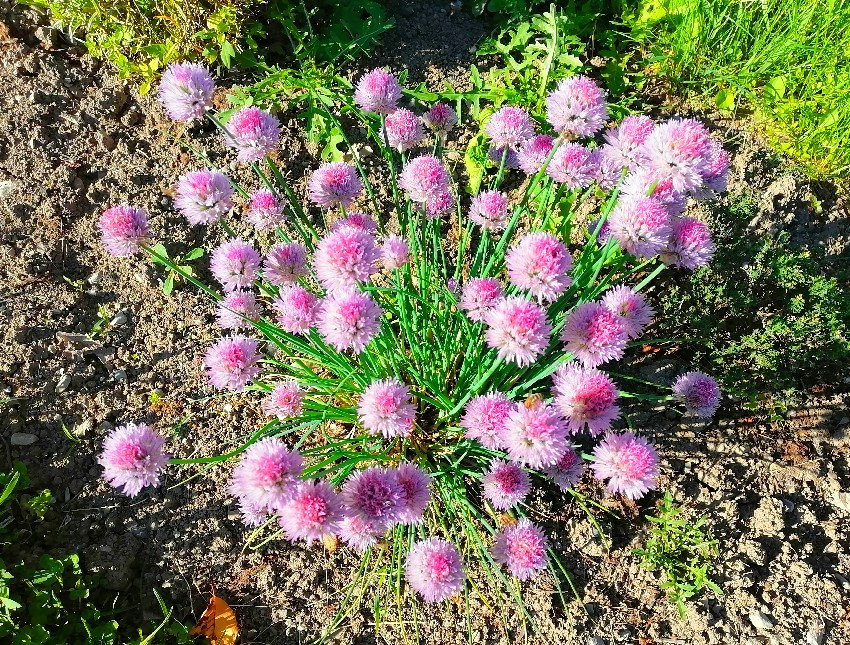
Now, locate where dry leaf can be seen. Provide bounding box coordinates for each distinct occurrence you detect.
[190,595,239,645]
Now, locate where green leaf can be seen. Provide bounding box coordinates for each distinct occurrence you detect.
[162,273,175,297]
[182,248,205,261]
[220,41,236,68]
[765,75,786,100]
[714,88,735,111]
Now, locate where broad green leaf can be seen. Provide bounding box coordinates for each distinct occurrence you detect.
[714,88,735,111]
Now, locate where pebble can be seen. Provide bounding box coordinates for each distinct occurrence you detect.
[748,610,774,631]
[113,370,127,382]
[110,312,127,327]
[55,373,72,393]
[11,433,38,446]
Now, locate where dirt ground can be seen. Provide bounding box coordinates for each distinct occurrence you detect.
[1,1,849,644]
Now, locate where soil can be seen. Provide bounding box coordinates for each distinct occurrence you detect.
[1,1,849,644]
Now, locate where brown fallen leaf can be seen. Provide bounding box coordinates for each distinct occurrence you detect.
[190,595,239,645]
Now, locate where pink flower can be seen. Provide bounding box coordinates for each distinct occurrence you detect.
[459,278,504,323]
[491,518,548,580]
[263,242,309,286]
[545,75,608,137]
[342,467,404,528]
[339,514,385,552]
[158,62,214,121]
[460,392,512,450]
[423,103,458,135]
[313,225,380,291]
[99,205,151,256]
[262,380,303,419]
[280,480,344,543]
[486,106,534,148]
[591,432,659,499]
[482,458,530,510]
[229,437,303,524]
[395,463,431,524]
[488,145,521,170]
[358,378,416,438]
[308,163,362,209]
[620,167,687,216]
[503,400,568,468]
[602,115,654,170]
[355,68,402,114]
[210,239,261,291]
[333,211,378,233]
[601,285,654,339]
[224,106,280,163]
[425,190,455,219]
[216,290,259,330]
[405,538,465,603]
[672,371,721,417]
[589,147,623,190]
[468,190,510,231]
[517,135,555,175]
[175,169,234,225]
[247,189,285,231]
[561,302,628,368]
[204,335,262,391]
[381,235,410,270]
[273,285,320,335]
[99,423,169,497]
[399,155,450,204]
[660,217,715,269]
[696,139,730,197]
[484,297,552,367]
[506,232,573,302]
[546,143,595,189]
[643,118,712,193]
[552,363,620,435]
[385,108,423,151]
[317,290,382,353]
[608,196,673,258]
[542,448,584,490]
[587,217,612,244]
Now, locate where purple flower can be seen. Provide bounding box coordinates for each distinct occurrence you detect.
[503,400,568,468]
[459,278,504,323]
[587,217,612,244]
[620,167,687,216]
[342,467,404,528]
[482,458,530,510]
[422,103,458,136]
[204,335,262,391]
[98,205,151,256]
[552,363,620,435]
[247,190,285,231]
[381,235,410,270]
[313,225,380,291]
[425,190,455,219]
[405,538,465,603]
[229,437,303,524]
[602,115,654,170]
[262,379,303,419]
[491,519,549,580]
[590,432,659,499]
[484,297,552,367]
[506,232,573,302]
[333,211,378,233]
[263,242,309,286]
[545,75,608,137]
[395,463,431,524]
[546,143,595,189]
[660,217,715,269]
[175,169,234,225]
[280,480,344,543]
[224,106,280,163]
[468,190,510,231]
[589,147,623,190]
[99,423,169,497]
[358,378,416,438]
[485,106,534,148]
[339,514,385,552]
[542,448,584,490]
[601,285,654,339]
[608,196,673,258]
[517,135,555,175]
[488,144,522,170]
[561,302,628,368]
[210,239,261,291]
[355,68,402,115]
[385,108,423,151]
[672,371,721,417]
[317,290,382,353]
[308,163,362,209]
[643,118,712,193]
[273,285,320,335]
[399,155,450,204]
[216,290,259,330]
[460,392,512,450]
[695,139,730,197]
[158,62,214,121]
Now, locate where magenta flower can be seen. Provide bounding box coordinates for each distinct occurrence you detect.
[381,235,410,270]
[273,285,320,335]
[696,139,730,197]
[204,335,262,391]
[552,363,620,435]
[98,205,151,256]
[542,448,584,490]
[358,378,416,438]
[175,169,234,225]
[459,278,504,323]
[517,135,555,175]
[643,118,712,193]
[589,147,623,191]
[545,75,608,137]
[399,155,450,204]
[355,68,402,114]
[317,290,382,353]
[99,423,169,497]
[210,239,261,291]
[608,196,673,258]
[263,242,309,286]
[468,190,510,231]
[506,232,573,302]
[620,167,687,216]
[333,211,378,233]
[405,538,465,603]
[503,400,568,468]
[546,143,595,189]
[488,144,521,170]
[425,190,455,219]
[339,514,385,552]
[660,217,715,269]
[216,290,259,330]
[247,189,285,231]
[280,480,344,543]
[395,462,431,524]
[486,106,534,148]
[229,437,303,524]
[484,297,552,367]
[308,162,362,209]
[422,103,458,136]
[601,285,654,339]
[158,62,214,121]
[602,115,654,170]
[313,225,380,291]
[342,467,404,528]
[561,302,628,368]
[224,106,280,163]
[672,371,721,417]
[460,392,512,450]
[491,518,549,580]
[591,432,659,499]
[385,108,423,151]
[262,379,303,419]
[482,458,530,510]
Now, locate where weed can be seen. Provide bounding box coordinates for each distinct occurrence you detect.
[149,243,204,296]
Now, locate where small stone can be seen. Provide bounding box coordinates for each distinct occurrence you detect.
[11,433,38,446]
[110,312,127,327]
[113,370,127,382]
[748,610,774,631]
[55,373,72,393]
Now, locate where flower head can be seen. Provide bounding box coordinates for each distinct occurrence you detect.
[308,163,362,209]
[313,225,380,291]
[210,239,261,291]
[590,432,659,499]
[224,106,280,162]
[459,278,504,323]
[99,423,169,497]
[355,68,402,114]
[468,190,510,231]
[385,108,423,151]
[405,538,465,603]
[545,75,608,137]
[588,217,612,243]
[491,519,548,580]
[517,135,555,175]
[643,118,712,193]
[395,463,431,524]
[486,106,534,148]
[358,378,416,438]
[399,155,450,204]
[602,115,654,170]
[262,379,303,419]
[229,437,303,524]
[204,335,262,391]
[460,392,512,450]
[546,143,595,189]
[696,139,730,197]
[333,211,378,233]
[99,205,151,256]
[482,459,530,510]
[273,285,320,334]
[263,242,309,286]
[561,302,628,368]
[339,514,385,552]
[608,196,673,258]
[589,147,623,191]
[425,190,455,219]
[175,169,234,225]
[484,297,552,367]
[280,480,344,543]
[552,363,620,435]
[216,290,259,330]
[541,448,584,490]
[672,371,721,417]
[247,189,285,231]
[488,145,521,170]
[342,467,404,528]
[620,166,687,216]
[660,217,715,269]
[317,290,382,353]
[422,103,458,135]
[381,235,410,270]
[503,400,568,468]
[506,232,573,302]
[158,62,214,121]
[601,285,654,339]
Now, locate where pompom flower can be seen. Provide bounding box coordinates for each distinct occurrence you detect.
[280,480,344,543]
[561,302,628,368]
[399,155,450,204]
[696,139,730,197]
[620,167,687,216]
[216,290,259,330]
[545,75,608,137]
[608,196,673,258]
[643,118,712,193]
[313,225,380,291]
[317,290,382,353]
[395,463,431,524]
[405,538,465,603]
[358,378,416,438]
[342,467,404,528]
[224,106,280,163]
[590,432,659,499]
[588,217,611,243]
[333,211,378,233]
[263,242,309,286]
[491,518,548,580]
[158,62,214,121]
[228,437,303,524]
[355,68,402,114]
[459,278,504,323]
[481,459,530,510]
[175,169,234,225]
[247,189,285,231]
[381,235,410,270]
[541,448,584,490]
[503,400,568,468]
[484,297,552,367]
[460,392,512,450]
[262,379,303,419]
[339,514,385,552]
[98,205,151,256]
[601,285,654,339]
[425,190,455,219]
[488,144,521,170]
[385,108,423,151]
[517,134,555,175]
[422,103,458,136]
[99,423,169,497]
[506,232,573,302]
[210,239,261,291]
[486,106,534,148]
[546,143,595,189]
[468,190,510,231]
[660,217,715,270]
[273,285,320,335]
[308,162,362,209]
[589,147,622,191]
[602,115,654,170]
[672,371,721,417]
[204,335,262,391]
[552,363,620,435]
